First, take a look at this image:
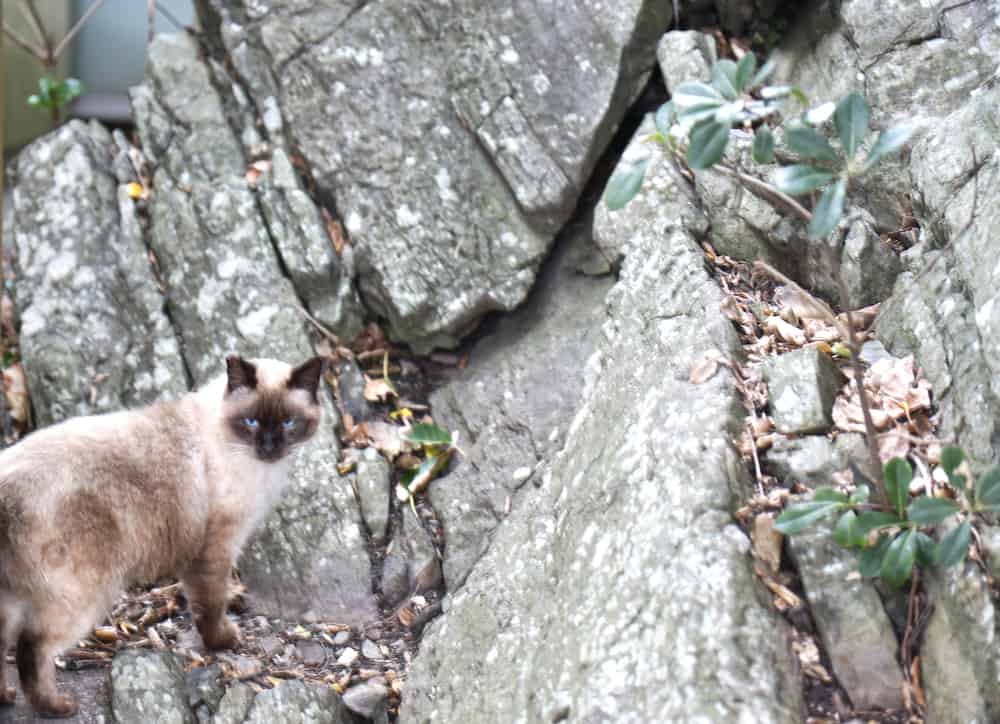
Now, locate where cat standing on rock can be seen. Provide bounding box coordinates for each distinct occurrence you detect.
[0,354,325,718]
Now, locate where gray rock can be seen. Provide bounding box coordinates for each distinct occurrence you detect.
[656,31,716,93]
[426,213,615,590]
[360,639,381,661]
[200,0,672,351]
[787,526,904,710]
[186,664,225,713]
[295,640,328,667]
[382,503,441,608]
[133,33,377,625]
[765,347,845,434]
[7,120,187,426]
[335,358,376,426]
[400,118,801,724]
[341,679,388,720]
[111,651,195,724]
[213,683,256,724]
[354,447,391,544]
[766,433,865,486]
[243,680,358,724]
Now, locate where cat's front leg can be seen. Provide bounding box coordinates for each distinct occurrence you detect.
[182,521,241,651]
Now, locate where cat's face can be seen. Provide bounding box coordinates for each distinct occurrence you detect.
[222,355,325,462]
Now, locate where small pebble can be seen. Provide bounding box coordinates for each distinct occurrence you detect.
[361,638,381,660]
[512,466,532,482]
[333,630,351,646]
[337,647,359,666]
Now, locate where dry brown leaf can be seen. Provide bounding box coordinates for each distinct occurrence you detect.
[763,316,807,346]
[752,513,783,573]
[720,295,743,322]
[4,363,30,425]
[689,356,720,385]
[322,208,348,256]
[774,286,830,322]
[836,302,880,331]
[878,429,912,464]
[363,376,396,403]
[365,421,411,459]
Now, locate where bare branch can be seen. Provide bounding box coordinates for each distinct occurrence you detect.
[2,20,47,61]
[54,0,106,60]
[752,261,848,339]
[147,0,156,44]
[17,0,52,63]
[716,163,814,223]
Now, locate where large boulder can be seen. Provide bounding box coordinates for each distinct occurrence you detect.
[197,0,672,351]
[400,121,801,723]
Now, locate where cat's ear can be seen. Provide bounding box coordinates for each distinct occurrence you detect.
[225,355,258,395]
[288,356,326,402]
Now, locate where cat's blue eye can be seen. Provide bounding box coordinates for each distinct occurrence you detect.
[282,418,296,430]
[243,417,259,429]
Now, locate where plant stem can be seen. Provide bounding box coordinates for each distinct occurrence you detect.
[715,163,814,223]
[53,0,105,60]
[1,20,47,61]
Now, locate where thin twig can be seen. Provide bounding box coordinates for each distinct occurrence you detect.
[293,304,341,347]
[54,0,106,60]
[1,20,47,60]
[147,0,156,44]
[747,423,765,497]
[18,0,49,56]
[154,2,189,32]
[716,164,814,223]
[752,261,850,339]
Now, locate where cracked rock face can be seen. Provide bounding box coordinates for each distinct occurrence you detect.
[198,0,671,352]
[400,121,801,723]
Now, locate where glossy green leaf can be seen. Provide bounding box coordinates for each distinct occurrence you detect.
[907,497,960,526]
[940,446,964,475]
[936,521,971,568]
[786,125,839,162]
[712,60,740,100]
[813,487,849,503]
[864,124,914,171]
[760,85,791,100]
[880,528,916,588]
[734,52,757,92]
[858,534,892,578]
[406,422,453,447]
[854,511,902,536]
[603,157,651,211]
[773,165,835,195]
[835,510,865,548]
[774,500,845,535]
[752,126,775,164]
[807,176,847,239]
[850,483,870,504]
[976,465,1000,510]
[672,82,725,110]
[654,102,676,139]
[834,92,869,159]
[751,58,777,87]
[915,531,937,568]
[26,94,42,107]
[883,457,913,517]
[686,120,730,170]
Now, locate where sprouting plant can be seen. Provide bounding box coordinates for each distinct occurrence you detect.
[27,76,84,123]
[397,422,459,515]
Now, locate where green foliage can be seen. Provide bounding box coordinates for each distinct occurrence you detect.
[777,451,991,588]
[406,422,453,447]
[604,158,651,210]
[27,76,83,114]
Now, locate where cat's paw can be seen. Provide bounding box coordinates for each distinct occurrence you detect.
[202,617,241,651]
[35,692,78,718]
[0,686,16,705]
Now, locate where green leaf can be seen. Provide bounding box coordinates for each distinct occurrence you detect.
[863,124,914,171]
[907,497,960,526]
[807,176,846,240]
[813,487,849,503]
[834,510,865,547]
[915,531,937,567]
[406,422,453,447]
[672,82,725,110]
[858,534,892,578]
[751,58,777,87]
[752,126,775,164]
[940,447,964,475]
[38,75,54,98]
[850,483,870,504]
[760,85,791,100]
[654,102,675,139]
[27,94,42,107]
[774,500,845,535]
[773,165,835,195]
[686,120,730,170]
[936,521,971,568]
[790,87,809,107]
[883,457,913,517]
[976,465,1000,510]
[711,60,740,100]
[855,511,902,536]
[734,52,757,93]
[834,92,869,159]
[786,125,839,162]
[603,157,651,211]
[880,528,916,588]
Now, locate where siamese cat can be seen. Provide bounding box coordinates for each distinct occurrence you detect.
[0,354,324,717]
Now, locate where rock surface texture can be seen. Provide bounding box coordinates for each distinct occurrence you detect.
[401,121,801,723]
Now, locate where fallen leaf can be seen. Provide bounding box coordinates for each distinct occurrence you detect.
[365,421,411,459]
[752,513,783,573]
[363,376,396,403]
[4,364,30,425]
[689,356,720,384]
[322,208,348,256]
[763,316,806,346]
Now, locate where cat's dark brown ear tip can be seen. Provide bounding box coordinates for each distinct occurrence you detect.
[225,355,258,394]
[289,356,326,401]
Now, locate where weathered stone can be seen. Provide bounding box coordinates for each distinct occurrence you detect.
[199,0,672,351]
[341,679,389,720]
[111,651,195,724]
[294,640,328,667]
[213,683,256,724]
[354,447,391,544]
[133,33,377,625]
[186,664,226,713]
[427,213,615,590]
[7,120,187,426]
[766,433,865,486]
[401,118,801,724]
[381,504,441,608]
[765,347,844,434]
[787,526,904,710]
[243,680,358,724]
[656,30,716,93]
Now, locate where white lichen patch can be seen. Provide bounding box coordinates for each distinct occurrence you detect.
[237,305,279,339]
